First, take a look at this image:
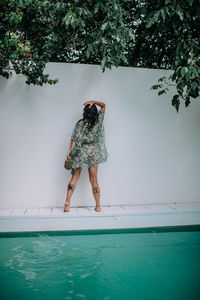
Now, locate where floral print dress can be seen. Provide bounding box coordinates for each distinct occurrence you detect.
[69,107,109,175]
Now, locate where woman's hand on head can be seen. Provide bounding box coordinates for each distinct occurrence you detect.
[83,101,94,108]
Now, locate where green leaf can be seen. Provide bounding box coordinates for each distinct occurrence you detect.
[86,46,91,59]
[185,97,190,107]
[158,89,166,95]
[172,95,180,113]
[150,84,162,90]
[71,15,76,29]
[101,22,108,31]
[160,9,166,21]
[191,82,198,90]
[176,7,184,21]
[184,71,190,82]
[189,65,198,74]
[158,76,166,82]
[180,67,188,77]
[146,17,156,28]
[101,37,107,44]
[100,56,107,72]
[128,30,135,42]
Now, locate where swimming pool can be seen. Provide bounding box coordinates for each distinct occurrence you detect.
[0,226,200,300]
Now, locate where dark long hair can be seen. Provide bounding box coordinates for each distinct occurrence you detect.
[77,104,98,130]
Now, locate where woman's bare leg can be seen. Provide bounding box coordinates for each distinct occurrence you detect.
[64,167,82,212]
[88,165,101,212]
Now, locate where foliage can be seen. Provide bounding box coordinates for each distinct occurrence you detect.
[0,0,134,85]
[0,0,199,112]
[136,0,200,112]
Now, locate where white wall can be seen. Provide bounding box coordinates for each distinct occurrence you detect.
[0,62,200,208]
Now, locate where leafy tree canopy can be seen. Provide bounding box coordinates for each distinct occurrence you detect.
[0,0,199,112]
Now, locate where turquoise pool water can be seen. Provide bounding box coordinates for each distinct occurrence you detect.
[0,228,200,300]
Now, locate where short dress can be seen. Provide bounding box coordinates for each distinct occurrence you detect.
[69,107,109,175]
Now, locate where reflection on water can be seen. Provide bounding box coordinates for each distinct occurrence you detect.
[0,231,200,300]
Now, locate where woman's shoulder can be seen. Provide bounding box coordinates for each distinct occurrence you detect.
[76,119,84,126]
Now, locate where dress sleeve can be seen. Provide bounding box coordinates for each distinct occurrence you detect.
[98,107,105,128]
[70,121,82,143]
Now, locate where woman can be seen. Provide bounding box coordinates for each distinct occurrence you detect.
[64,100,109,212]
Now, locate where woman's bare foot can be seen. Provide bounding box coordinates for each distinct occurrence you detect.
[64,202,70,212]
[94,206,101,212]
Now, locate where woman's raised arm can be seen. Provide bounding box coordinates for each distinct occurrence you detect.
[83,100,106,113]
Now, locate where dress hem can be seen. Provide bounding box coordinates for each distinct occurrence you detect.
[71,157,108,175]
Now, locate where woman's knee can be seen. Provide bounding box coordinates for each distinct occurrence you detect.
[72,167,82,179]
[88,166,98,183]
[89,175,99,190]
[68,168,81,190]
[89,174,98,185]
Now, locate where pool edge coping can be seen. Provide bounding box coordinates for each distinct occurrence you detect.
[1,224,200,238]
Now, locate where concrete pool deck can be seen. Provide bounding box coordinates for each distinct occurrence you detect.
[0,202,200,233]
